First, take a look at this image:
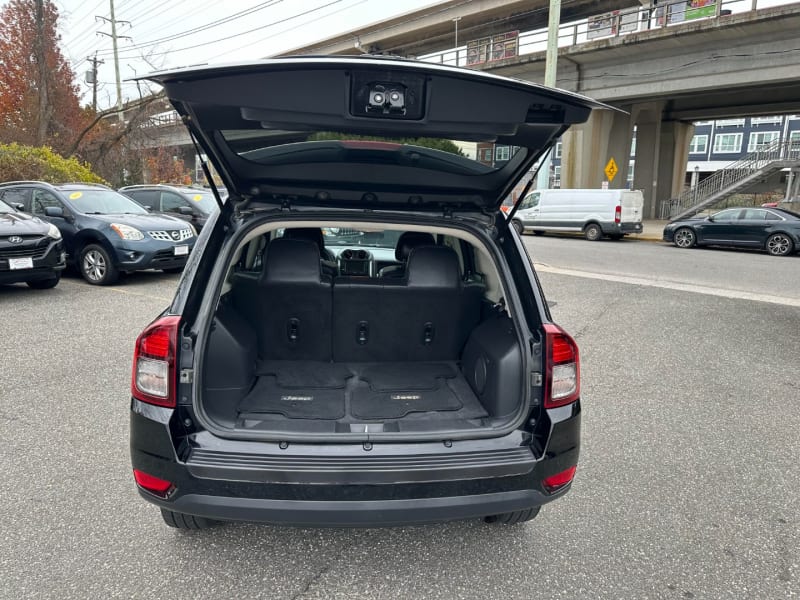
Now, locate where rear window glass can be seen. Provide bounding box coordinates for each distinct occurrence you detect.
[221,130,523,175]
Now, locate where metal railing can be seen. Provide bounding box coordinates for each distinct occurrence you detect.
[421,0,782,67]
[661,139,800,219]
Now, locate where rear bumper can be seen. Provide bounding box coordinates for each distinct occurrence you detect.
[130,400,581,527]
[601,222,642,235]
[141,488,559,527]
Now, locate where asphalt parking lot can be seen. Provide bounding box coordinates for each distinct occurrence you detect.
[1,241,798,599]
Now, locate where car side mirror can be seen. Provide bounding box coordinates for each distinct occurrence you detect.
[44,206,64,218]
[178,206,194,215]
[707,216,714,222]
[13,203,25,211]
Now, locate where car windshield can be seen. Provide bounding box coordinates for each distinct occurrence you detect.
[182,190,218,214]
[0,199,14,213]
[62,189,149,215]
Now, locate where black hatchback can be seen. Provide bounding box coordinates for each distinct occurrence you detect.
[0,197,65,289]
[129,57,607,529]
[0,182,198,284]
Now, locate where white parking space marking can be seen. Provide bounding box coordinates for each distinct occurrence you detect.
[535,264,800,308]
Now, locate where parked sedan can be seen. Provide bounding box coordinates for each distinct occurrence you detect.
[663,207,800,256]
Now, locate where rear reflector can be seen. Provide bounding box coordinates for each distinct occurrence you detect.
[133,469,175,498]
[543,323,580,408]
[543,465,577,492]
[131,315,181,408]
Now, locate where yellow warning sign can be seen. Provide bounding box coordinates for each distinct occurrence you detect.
[604,158,618,182]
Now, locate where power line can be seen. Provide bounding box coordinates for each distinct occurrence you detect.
[111,0,345,61]
[93,0,283,57]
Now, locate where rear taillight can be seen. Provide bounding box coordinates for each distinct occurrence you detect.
[543,323,580,408]
[543,465,577,493]
[131,315,181,408]
[133,469,175,498]
[614,205,621,223]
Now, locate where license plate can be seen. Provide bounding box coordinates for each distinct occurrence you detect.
[174,245,189,256]
[9,257,33,270]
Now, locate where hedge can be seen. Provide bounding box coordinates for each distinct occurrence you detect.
[0,143,105,184]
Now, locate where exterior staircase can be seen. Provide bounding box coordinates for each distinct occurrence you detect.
[662,139,800,221]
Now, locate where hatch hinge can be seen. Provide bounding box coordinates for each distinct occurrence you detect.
[180,369,194,384]
[530,372,543,387]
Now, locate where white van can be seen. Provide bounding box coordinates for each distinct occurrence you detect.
[511,189,644,241]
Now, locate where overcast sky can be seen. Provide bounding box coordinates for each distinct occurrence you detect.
[17,0,442,108]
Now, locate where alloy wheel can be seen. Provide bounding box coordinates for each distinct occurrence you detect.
[766,233,792,256]
[83,249,107,282]
[674,228,696,248]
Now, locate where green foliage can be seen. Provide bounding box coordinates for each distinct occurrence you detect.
[308,132,465,156]
[0,143,106,184]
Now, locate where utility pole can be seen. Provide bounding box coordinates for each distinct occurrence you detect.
[86,54,104,112]
[96,0,130,122]
[34,0,50,145]
[537,0,562,190]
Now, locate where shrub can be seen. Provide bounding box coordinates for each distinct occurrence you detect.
[0,143,106,184]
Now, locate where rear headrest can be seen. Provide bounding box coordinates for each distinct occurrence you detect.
[395,231,435,261]
[406,246,461,288]
[261,238,322,284]
[282,227,325,251]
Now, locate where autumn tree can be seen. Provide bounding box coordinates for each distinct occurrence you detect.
[0,0,85,155]
[143,146,193,185]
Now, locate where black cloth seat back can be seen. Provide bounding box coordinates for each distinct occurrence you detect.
[246,238,332,361]
[333,246,483,362]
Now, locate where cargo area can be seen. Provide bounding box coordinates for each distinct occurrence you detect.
[196,225,529,440]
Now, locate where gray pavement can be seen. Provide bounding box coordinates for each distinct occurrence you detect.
[1,244,798,599]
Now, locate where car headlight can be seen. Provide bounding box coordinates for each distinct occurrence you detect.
[188,225,197,237]
[110,223,144,240]
[47,223,62,240]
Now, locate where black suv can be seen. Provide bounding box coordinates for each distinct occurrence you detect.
[130,57,604,529]
[119,184,219,233]
[0,182,197,285]
[0,196,65,289]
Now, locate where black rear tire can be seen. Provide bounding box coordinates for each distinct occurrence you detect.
[160,508,218,530]
[512,220,524,235]
[584,223,602,241]
[26,274,61,289]
[484,506,541,525]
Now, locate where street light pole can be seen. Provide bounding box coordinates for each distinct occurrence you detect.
[453,17,461,65]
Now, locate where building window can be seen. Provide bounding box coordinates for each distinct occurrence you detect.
[713,133,743,153]
[693,120,713,126]
[788,130,800,148]
[553,166,561,188]
[495,145,510,161]
[689,135,708,154]
[747,131,779,152]
[482,148,493,162]
[715,118,745,127]
[751,116,782,125]
[554,141,562,159]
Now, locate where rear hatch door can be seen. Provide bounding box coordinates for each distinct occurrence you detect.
[144,57,610,213]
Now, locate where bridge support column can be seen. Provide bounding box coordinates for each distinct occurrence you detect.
[657,121,695,218]
[630,102,664,219]
[560,107,633,189]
